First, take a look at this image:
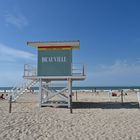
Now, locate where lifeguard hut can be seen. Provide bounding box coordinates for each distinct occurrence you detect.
[12,40,86,108]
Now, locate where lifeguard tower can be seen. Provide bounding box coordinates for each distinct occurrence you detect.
[11,40,86,108]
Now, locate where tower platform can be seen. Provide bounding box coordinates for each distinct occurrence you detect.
[23,63,86,81]
[23,64,86,108]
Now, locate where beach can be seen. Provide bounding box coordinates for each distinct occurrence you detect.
[0,91,140,140]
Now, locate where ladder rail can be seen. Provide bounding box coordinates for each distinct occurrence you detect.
[11,79,39,102]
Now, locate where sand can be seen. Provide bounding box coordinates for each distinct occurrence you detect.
[0,91,140,140]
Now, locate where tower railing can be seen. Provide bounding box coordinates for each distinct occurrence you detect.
[72,63,85,76]
[23,63,85,77]
[24,64,37,77]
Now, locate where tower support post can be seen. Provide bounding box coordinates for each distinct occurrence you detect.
[39,78,42,107]
[68,78,72,113]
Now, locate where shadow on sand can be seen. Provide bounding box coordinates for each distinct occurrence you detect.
[72,101,139,109]
[13,101,139,109]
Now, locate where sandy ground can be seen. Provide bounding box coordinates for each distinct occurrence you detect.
[0,91,140,140]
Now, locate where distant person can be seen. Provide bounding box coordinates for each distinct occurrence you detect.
[0,94,5,100]
[112,92,117,96]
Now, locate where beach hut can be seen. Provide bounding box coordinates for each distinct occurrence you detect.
[21,40,86,108]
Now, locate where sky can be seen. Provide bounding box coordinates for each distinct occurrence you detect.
[0,0,140,86]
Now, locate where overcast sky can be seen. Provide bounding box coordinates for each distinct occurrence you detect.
[0,0,140,86]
